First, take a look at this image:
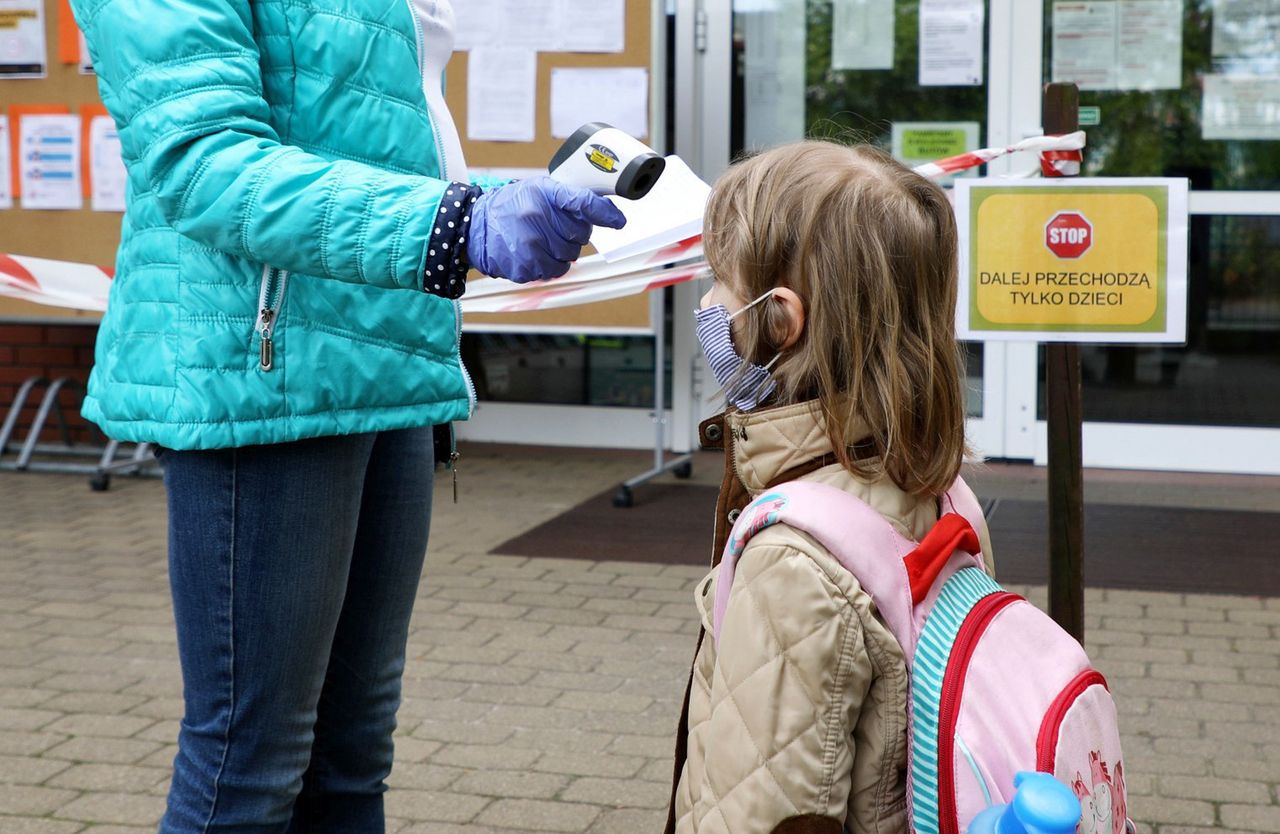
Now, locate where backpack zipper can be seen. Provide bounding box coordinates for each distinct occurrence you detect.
[255,266,290,371]
[936,591,1020,834]
[1035,669,1110,772]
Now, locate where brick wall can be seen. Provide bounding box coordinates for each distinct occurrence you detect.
[0,324,105,449]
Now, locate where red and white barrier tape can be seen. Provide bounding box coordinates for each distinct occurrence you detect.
[2,133,1085,315]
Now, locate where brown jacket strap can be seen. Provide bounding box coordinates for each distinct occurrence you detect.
[662,627,704,834]
[770,814,845,834]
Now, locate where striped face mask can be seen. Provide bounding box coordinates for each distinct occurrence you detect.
[694,289,780,412]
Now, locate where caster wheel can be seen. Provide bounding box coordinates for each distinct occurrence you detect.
[89,473,110,492]
[674,461,693,479]
[612,486,634,508]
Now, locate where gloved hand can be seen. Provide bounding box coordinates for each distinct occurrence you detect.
[465,177,627,283]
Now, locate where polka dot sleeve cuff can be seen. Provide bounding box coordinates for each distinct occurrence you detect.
[422,182,482,300]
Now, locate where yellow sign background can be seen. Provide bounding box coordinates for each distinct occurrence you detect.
[973,191,1162,329]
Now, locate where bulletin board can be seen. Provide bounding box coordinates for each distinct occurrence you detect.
[0,0,114,322]
[0,0,661,332]
[448,0,658,334]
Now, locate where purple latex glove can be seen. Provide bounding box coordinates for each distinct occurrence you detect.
[465,176,627,283]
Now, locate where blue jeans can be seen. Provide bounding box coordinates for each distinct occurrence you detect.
[158,428,435,834]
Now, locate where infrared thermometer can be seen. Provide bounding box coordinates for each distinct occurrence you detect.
[548,122,666,200]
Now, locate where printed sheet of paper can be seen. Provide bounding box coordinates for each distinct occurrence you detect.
[742,0,806,149]
[589,155,710,262]
[453,0,499,50]
[831,0,894,71]
[1116,0,1181,90]
[498,0,562,50]
[467,48,537,142]
[559,0,625,52]
[1052,1,1118,89]
[77,28,92,73]
[1202,74,1280,140]
[88,114,126,211]
[891,121,979,183]
[1212,0,1280,70]
[550,67,649,139]
[19,113,81,209]
[919,0,984,86]
[0,0,47,77]
[0,116,11,209]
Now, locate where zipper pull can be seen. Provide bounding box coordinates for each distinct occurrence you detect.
[259,310,274,371]
[449,450,459,503]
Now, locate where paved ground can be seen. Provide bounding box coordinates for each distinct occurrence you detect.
[0,445,1278,833]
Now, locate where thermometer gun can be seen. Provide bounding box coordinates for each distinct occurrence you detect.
[548,122,666,200]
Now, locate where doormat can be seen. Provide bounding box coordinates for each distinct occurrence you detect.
[492,485,1279,597]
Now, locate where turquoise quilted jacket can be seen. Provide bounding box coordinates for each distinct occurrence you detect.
[72,0,475,449]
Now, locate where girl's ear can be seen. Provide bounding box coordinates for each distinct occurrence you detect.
[770,287,806,350]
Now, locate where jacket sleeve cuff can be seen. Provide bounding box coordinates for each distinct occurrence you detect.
[422,182,482,300]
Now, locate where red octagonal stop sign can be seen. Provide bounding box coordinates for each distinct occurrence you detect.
[1044,211,1093,259]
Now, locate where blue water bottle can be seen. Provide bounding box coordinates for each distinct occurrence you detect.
[968,772,1082,834]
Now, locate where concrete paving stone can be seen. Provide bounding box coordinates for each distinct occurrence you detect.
[1093,659,1149,679]
[434,662,538,686]
[1189,621,1271,639]
[27,602,114,620]
[464,683,562,707]
[43,713,156,739]
[386,761,465,791]
[47,763,169,793]
[399,677,470,703]
[1205,719,1280,745]
[0,612,44,630]
[600,614,685,633]
[411,718,513,745]
[0,816,84,834]
[1147,634,1230,652]
[117,677,182,699]
[95,592,168,609]
[1233,637,1280,655]
[0,729,68,756]
[554,691,654,713]
[408,613,475,633]
[530,671,625,694]
[588,807,668,834]
[0,784,81,815]
[1105,590,1186,607]
[574,709,681,738]
[99,608,174,626]
[402,697,494,725]
[631,589,698,605]
[486,632,578,655]
[0,707,63,731]
[545,625,632,645]
[569,640,661,661]
[1192,649,1279,669]
[1220,805,1280,834]
[609,575,691,591]
[1125,753,1210,776]
[384,788,490,824]
[507,593,590,611]
[476,798,600,833]
[0,687,59,708]
[1102,646,1188,665]
[1105,617,1186,636]
[0,668,62,688]
[0,596,42,613]
[453,770,570,800]
[607,734,675,759]
[432,586,510,604]
[533,753,647,779]
[544,571,614,587]
[624,630,695,651]
[425,644,517,665]
[582,598,662,616]
[431,743,542,770]
[39,672,141,693]
[80,827,162,834]
[505,651,599,674]
[1126,795,1215,826]
[1147,697,1250,722]
[1227,608,1280,625]
[1158,774,1272,803]
[124,698,182,721]
[42,736,162,764]
[39,694,148,716]
[631,758,673,783]
[563,583,651,602]
[0,752,73,784]
[1213,758,1280,782]
[560,776,671,808]
[524,608,610,627]
[134,745,177,770]
[1149,663,1239,683]
[1243,667,1280,685]
[396,823,519,834]
[0,630,47,649]
[134,721,177,744]
[589,562,671,577]
[1110,678,1198,700]
[506,727,615,755]
[38,654,143,675]
[1200,682,1280,705]
[1154,737,1263,761]
[106,625,175,645]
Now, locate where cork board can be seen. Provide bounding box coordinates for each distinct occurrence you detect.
[0,0,657,332]
[0,0,114,321]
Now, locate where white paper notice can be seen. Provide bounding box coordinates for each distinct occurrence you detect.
[1212,0,1280,64]
[78,29,92,74]
[1052,1,1118,90]
[550,67,649,139]
[919,0,984,86]
[89,115,126,212]
[499,0,561,50]
[1116,0,1181,90]
[0,116,11,209]
[467,49,537,142]
[0,0,47,78]
[831,0,894,71]
[19,114,82,210]
[589,156,711,262]
[559,0,625,52]
[743,0,806,150]
[452,0,499,50]
[1202,74,1280,140]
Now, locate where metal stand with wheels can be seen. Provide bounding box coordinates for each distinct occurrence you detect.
[613,289,694,508]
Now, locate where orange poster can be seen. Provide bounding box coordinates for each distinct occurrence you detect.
[80,103,108,198]
[57,0,80,65]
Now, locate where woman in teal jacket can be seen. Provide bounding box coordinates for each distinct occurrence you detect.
[71,0,624,830]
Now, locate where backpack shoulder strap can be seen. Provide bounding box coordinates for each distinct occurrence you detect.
[712,478,990,662]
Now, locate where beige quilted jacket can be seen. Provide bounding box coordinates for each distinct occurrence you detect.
[670,399,994,834]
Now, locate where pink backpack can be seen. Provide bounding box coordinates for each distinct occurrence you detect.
[711,479,1132,834]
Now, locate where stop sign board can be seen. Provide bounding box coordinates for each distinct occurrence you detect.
[1044,212,1093,259]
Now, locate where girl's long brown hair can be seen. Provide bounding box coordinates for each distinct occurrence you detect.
[704,141,967,496]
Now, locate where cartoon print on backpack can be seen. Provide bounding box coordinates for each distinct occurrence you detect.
[1072,752,1126,834]
[726,493,789,560]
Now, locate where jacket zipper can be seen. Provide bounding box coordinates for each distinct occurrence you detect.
[255,265,290,371]
[936,591,1019,834]
[1035,669,1109,772]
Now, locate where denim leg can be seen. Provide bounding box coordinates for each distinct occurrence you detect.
[159,435,378,834]
[284,427,435,834]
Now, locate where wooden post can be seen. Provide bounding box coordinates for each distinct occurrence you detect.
[1043,82,1085,644]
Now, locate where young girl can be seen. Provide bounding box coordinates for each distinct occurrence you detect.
[666,141,995,834]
